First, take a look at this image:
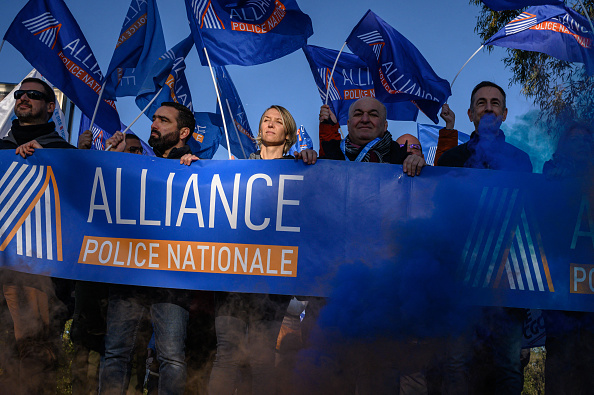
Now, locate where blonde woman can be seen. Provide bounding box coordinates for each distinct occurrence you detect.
[180,105,316,164]
[182,105,316,393]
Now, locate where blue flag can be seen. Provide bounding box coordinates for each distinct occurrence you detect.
[346,10,451,124]
[481,0,564,11]
[289,125,313,156]
[79,113,112,151]
[185,0,313,66]
[417,123,470,166]
[214,66,258,159]
[302,44,419,125]
[484,5,594,75]
[104,0,166,98]
[189,112,223,159]
[4,0,121,134]
[79,113,154,156]
[135,35,195,119]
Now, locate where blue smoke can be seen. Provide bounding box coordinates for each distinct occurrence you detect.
[502,110,557,173]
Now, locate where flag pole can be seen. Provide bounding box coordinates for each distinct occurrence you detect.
[89,81,106,132]
[105,86,163,151]
[451,45,484,88]
[0,40,4,56]
[226,98,247,159]
[325,42,347,104]
[204,47,233,160]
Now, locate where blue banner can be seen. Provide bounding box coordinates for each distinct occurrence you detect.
[345,10,451,124]
[0,150,592,313]
[185,0,313,66]
[190,112,223,159]
[482,0,564,11]
[214,66,258,159]
[135,35,195,118]
[484,5,594,75]
[4,0,121,134]
[302,45,419,125]
[104,0,166,98]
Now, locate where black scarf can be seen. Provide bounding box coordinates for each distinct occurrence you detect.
[344,131,393,162]
[10,120,57,146]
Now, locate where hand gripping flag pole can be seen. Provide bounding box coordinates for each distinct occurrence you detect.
[105,86,163,151]
[204,47,233,160]
[324,42,347,105]
[226,98,247,159]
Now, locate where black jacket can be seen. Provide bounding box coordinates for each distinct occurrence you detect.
[437,130,532,173]
[0,120,74,150]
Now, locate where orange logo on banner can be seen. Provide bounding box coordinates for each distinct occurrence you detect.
[78,236,298,277]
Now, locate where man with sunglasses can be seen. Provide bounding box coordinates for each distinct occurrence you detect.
[395,133,424,159]
[0,78,74,153]
[0,77,74,394]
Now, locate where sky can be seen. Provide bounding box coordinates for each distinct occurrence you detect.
[0,0,547,163]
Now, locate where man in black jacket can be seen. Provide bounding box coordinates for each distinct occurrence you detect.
[320,97,426,176]
[0,78,73,153]
[99,102,195,395]
[0,77,74,394]
[437,81,532,172]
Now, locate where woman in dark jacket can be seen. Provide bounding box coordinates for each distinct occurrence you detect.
[181,105,316,394]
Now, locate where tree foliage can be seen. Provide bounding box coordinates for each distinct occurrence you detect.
[470,0,594,133]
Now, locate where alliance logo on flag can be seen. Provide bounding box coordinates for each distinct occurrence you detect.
[317,67,341,101]
[356,30,385,60]
[191,0,288,34]
[532,16,592,49]
[505,12,538,35]
[190,0,224,29]
[91,127,106,150]
[23,12,62,50]
[228,0,288,34]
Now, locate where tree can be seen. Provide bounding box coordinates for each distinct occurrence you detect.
[470,0,594,133]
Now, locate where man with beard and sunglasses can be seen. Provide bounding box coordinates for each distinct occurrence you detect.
[0,77,74,394]
[99,102,195,395]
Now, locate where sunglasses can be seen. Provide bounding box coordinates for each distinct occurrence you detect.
[14,89,48,101]
[125,146,144,154]
[400,143,422,151]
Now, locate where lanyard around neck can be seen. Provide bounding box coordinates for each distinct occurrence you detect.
[340,137,381,162]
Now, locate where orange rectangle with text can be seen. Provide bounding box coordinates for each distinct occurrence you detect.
[78,236,298,277]
[570,263,594,294]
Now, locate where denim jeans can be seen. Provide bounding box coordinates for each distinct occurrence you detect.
[208,292,290,395]
[472,307,524,395]
[99,294,189,395]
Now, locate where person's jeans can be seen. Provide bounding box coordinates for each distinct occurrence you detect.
[208,315,284,395]
[99,295,189,395]
[208,292,290,395]
[472,307,524,395]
